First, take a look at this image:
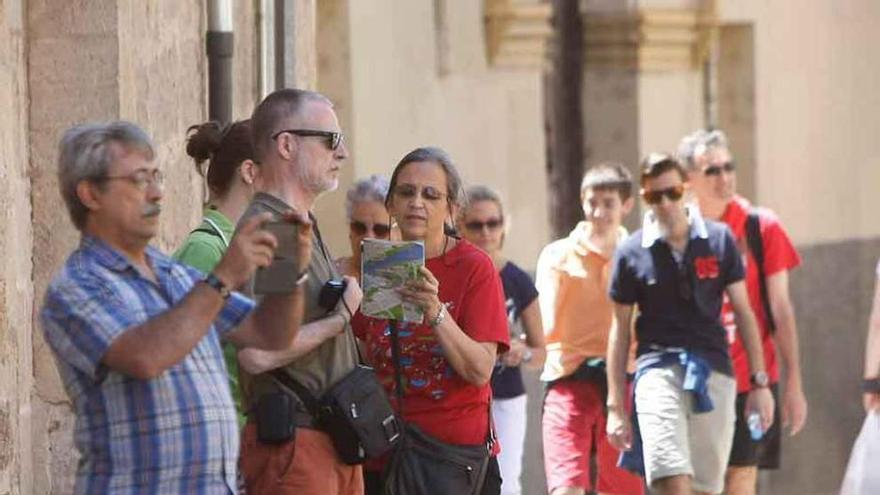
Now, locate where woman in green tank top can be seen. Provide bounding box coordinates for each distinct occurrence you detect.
[174,119,258,427]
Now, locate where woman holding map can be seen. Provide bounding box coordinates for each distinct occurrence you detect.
[335,174,392,281]
[460,185,545,495]
[352,147,510,495]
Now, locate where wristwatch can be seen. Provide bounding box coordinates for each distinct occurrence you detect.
[203,273,231,299]
[428,304,446,327]
[750,371,770,388]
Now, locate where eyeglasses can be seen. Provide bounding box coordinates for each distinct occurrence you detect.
[392,184,447,202]
[702,161,736,177]
[677,262,693,301]
[641,184,685,204]
[98,168,165,191]
[271,129,344,151]
[350,221,391,238]
[464,218,503,232]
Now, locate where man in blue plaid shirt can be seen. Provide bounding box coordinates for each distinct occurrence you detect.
[41,121,313,494]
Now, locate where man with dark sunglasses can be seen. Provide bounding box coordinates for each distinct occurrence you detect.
[678,129,806,495]
[606,154,774,495]
[237,89,366,495]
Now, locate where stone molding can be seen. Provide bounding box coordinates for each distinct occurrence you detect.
[484,0,553,69]
[583,8,717,71]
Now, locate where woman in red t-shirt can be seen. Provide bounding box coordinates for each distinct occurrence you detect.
[352,147,510,495]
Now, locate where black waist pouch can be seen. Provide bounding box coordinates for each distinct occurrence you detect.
[272,365,400,465]
[255,391,296,444]
[318,365,401,465]
[383,423,491,495]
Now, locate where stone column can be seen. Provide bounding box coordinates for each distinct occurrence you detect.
[0,0,34,492]
[26,1,207,491]
[582,0,711,228]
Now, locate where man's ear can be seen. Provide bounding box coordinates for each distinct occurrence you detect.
[76,180,102,212]
[275,133,295,161]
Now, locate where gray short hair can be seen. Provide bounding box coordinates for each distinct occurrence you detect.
[345,174,390,220]
[251,88,333,163]
[388,147,466,209]
[58,121,155,230]
[463,185,505,220]
[387,147,467,237]
[677,129,729,169]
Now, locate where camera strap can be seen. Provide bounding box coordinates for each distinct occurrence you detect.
[309,212,334,268]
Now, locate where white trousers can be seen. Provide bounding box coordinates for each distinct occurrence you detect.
[492,394,528,495]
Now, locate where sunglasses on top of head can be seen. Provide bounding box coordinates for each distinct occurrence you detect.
[271,129,344,151]
[702,161,735,177]
[349,221,391,238]
[641,184,685,204]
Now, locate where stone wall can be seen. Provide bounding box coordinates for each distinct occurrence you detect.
[0,0,34,492]
[756,238,880,494]
[16,0,264,492]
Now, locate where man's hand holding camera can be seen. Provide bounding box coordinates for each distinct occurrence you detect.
[213,211,313,291]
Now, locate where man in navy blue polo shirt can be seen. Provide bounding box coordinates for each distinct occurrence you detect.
[605,153,774,495]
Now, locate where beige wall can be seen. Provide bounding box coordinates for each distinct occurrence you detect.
[317,0,549,270]
[0,0,34,492]
[638,71,703,156]
[721,0,880,245]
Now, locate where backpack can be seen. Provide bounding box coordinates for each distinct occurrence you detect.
[745,211,776,332]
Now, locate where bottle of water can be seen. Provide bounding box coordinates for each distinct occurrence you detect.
[747,412,764,441]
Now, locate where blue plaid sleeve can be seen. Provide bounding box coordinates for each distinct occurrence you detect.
[213,291,255,337]
[41,280,140,381]
[176,263,255,337]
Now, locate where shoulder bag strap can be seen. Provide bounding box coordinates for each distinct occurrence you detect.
[389,321,406,418]
[746,211,776,332]
[269,369,322,417]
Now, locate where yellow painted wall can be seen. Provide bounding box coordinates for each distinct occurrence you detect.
[317,0,550,271]
[721,0,880,245]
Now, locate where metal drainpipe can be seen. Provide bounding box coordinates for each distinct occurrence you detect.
[207,0,234,124]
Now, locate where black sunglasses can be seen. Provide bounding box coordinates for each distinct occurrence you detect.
[272,129,344,151]
[464,219,503,232]
[641,185,685,204]
[703,161,736,177]
[350,221,391,238]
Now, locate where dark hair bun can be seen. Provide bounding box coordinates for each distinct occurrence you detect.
[186,121,224,167]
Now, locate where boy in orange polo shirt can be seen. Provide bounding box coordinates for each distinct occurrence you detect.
[537,163,643,495]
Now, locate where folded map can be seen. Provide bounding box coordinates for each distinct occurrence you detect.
[360,239,425,322]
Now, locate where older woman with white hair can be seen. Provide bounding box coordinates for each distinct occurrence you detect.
[335,174,392,282]
[460,185,545,495]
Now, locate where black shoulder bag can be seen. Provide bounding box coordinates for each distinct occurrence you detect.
[269,357,400,465]
[746,211,776,332]
[383,321,493,495]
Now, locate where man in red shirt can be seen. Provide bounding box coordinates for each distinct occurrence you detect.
[677,129,808,495]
